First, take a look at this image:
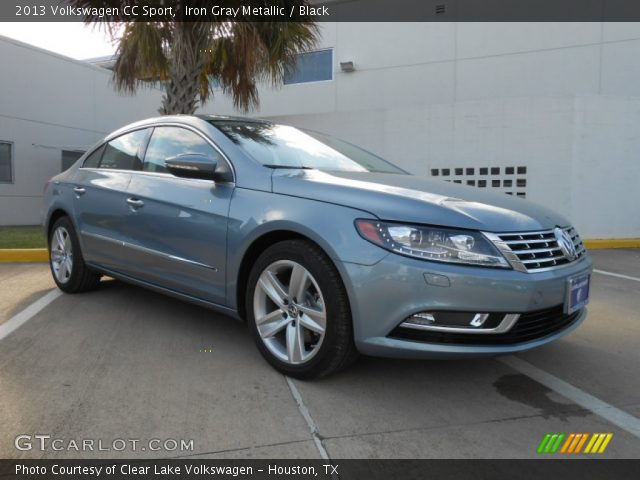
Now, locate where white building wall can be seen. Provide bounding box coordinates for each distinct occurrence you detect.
[205,22,640,239]
[0,36,162,226]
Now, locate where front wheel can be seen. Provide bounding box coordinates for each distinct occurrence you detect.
[246,240,358,379]
[49,217,101,293]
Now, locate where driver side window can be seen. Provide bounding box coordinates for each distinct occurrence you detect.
[143,127,229,179]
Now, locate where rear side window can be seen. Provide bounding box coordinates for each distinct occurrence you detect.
[62,150,84,171]
[81,145,105,168]
[99,129,148,170]
[143,126,230,179]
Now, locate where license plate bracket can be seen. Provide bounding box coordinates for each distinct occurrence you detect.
[565,273,590,314]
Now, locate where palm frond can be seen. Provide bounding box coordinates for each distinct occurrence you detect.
[73,0,320,113]
[113,22,168,93]
[201,19,319,112]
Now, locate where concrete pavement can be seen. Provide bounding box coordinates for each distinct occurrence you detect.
[0,250,639,459]
[0,264,54,326]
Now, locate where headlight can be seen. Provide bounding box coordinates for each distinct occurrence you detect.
[355,219,510,268]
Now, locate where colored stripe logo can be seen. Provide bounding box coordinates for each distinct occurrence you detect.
[537,433,613,454]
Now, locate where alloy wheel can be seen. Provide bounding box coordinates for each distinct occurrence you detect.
[50,226,73,284]
[253,260,327,365]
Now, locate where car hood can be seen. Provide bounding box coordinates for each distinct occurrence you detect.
[271,170,570,232]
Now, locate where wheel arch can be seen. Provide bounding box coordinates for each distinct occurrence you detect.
[235,229,351,322]
[46,208,72,242]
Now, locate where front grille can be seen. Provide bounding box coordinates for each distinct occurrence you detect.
[389,305,582,346]
[494,227,586,272]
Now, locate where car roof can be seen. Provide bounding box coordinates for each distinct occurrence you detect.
[103,114,273,142]
[194,114,271,124]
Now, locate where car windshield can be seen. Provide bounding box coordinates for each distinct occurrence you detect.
[210,120,407,174]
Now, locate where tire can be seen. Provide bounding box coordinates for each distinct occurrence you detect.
[48,216,101,293]
[246,239,358,379]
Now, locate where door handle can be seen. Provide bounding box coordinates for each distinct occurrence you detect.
[73,186,86,195]
[126,198,145,208]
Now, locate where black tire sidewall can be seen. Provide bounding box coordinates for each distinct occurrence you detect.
[246,240,353,378]
[48,217,90,293]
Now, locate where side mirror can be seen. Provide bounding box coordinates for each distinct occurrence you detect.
[165,154,218,181]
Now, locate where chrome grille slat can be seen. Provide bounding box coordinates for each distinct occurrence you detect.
[521,257,566,264]
[490,227,587,273]
[517,247,562,255]
[504,238,555,245]
[502,234,555,241]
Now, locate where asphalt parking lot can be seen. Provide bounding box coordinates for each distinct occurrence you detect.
[1,249,639,459]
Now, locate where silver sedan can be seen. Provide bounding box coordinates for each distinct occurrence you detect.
[43,115,592,378]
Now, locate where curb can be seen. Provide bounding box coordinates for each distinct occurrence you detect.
[583,239,640,250]
[0,239,638,263]
[0,249,48,263]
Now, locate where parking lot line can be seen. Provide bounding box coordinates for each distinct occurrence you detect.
[285,376,330,460]
[593,269,640,283]
[500,356,640,438]
[0,289,61,341]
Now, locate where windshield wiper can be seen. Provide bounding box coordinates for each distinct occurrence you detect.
[263,164,315,170]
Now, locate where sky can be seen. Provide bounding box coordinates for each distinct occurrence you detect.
[0,22,118,60]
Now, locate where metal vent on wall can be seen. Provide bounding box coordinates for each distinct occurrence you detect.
[430,166,528,198]
[435,4,446,15]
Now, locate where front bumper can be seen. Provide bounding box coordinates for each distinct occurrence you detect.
[340,252,592,359]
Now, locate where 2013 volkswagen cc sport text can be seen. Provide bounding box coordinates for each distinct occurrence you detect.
[43,115,592,378]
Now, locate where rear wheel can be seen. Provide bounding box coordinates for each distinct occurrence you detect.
[49,217,101,293]
[246,240,358,379]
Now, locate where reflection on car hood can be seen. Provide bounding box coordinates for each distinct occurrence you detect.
[271,170,569,232]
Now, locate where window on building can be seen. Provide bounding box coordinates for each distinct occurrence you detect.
[99,129,148,170]
[429,165,528,198]
[284,49,333,85]
[61,150,85,172]
[0,141,12,183]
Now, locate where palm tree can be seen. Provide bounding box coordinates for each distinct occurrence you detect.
[72,1,319,114]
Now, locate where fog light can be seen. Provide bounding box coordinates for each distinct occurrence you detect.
[407,313,436,325]
[469,313,490,327]
[400,311,520,334]
[405,311,491,328]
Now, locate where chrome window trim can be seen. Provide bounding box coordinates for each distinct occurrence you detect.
[83,231,218,271]
[81,126,150,169]
[79,122,236,184]
[399,313,520,334]
[77,167,234,186]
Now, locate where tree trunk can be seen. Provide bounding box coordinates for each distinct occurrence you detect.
[159,25,204,115]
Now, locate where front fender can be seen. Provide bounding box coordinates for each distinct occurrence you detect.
[225,187,388,309]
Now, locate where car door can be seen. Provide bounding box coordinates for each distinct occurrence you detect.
[73,128,149,272]
[122,126,234,305]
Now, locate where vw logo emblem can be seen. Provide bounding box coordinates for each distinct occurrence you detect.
[287,303,299,318]
[554,227,577,261]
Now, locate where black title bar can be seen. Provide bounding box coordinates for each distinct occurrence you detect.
[1,459,640,480]
[4,0,640,22]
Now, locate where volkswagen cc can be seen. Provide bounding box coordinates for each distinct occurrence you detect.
[42,115,592,378]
